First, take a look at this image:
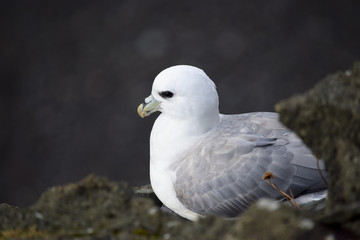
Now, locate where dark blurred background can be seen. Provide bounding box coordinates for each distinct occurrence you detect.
[1,0,359,207]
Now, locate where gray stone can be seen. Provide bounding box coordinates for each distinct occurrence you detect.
[276,62,360,236]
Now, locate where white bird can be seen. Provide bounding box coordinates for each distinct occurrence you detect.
[137,65,328,221]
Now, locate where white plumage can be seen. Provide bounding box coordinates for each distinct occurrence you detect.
[138,65,328,221]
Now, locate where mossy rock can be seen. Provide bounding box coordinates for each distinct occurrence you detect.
[276,62,360,236]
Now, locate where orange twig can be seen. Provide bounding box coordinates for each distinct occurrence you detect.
[263,171,300,209]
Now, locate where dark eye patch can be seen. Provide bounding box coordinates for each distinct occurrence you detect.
[159,91,174,99]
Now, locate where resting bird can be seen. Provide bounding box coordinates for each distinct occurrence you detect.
[137,65,328,221]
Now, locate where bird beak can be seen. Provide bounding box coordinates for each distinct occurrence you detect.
[137,95,161,118]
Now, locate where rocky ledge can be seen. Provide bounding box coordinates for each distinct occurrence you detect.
[1,63,359,240]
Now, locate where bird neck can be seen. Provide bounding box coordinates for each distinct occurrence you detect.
[149,112,219,167]
[159,111,220,136]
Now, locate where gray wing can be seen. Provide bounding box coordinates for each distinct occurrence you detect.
[173,112,328,217]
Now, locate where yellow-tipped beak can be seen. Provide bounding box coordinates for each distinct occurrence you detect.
[137,95,161,118]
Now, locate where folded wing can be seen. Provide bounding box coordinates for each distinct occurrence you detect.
[173,112,328,217]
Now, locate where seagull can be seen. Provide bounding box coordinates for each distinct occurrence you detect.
[137,65,328,221]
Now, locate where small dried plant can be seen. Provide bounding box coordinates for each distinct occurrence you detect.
[263,171,300,209]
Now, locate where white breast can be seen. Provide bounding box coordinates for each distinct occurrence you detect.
[149,114,201,221]
[149,162,200,221]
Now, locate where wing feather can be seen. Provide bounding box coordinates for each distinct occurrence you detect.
[173,112,328,217]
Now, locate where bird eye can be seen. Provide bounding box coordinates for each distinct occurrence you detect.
[159,91,174,99]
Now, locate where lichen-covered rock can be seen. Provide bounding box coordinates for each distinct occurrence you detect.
[0,204,41,231]
[276,62,360,236]
[0,175,187,239]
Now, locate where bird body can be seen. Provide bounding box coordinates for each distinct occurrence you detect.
[138,65,328,221]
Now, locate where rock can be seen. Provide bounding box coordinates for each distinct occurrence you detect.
[134,184,163,207]
[276,62,360,237]
[0,174,186,239]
